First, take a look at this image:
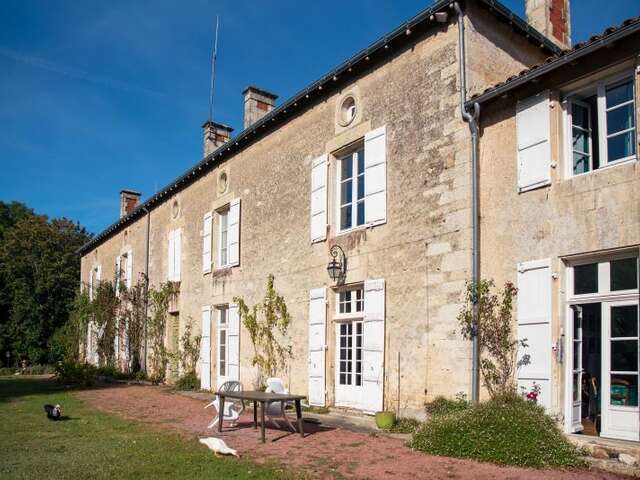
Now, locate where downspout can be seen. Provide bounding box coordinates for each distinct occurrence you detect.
[453,1,481,403]
[142,206,151,374]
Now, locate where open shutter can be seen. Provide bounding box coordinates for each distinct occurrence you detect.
[364,126,387,225]
[167,231,175,281]
[126,250,133,288]
[227,303,240,382]
[202,212,212,273]
[200,306,212,390]
[228,199,240,267]
[517,259,552,410]
[363,279,385,414]
[115,256,121,294]
[89,268,94,300]
[310,154,327,242]
[308,288,326,406]
[96,265,101,283]
[516,93,551,191]
[174,229,181,281]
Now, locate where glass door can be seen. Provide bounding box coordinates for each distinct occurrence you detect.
[602,302,639,441]
[334,320,363,409]
[570,307,584,432]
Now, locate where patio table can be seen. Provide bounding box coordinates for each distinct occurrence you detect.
[216,390,306,443]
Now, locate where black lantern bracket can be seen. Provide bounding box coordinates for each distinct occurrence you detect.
[327,244,347,284]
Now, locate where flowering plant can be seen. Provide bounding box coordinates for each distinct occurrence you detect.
[521,382,542,403]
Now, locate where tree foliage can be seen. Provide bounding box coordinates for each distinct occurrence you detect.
[0,205,91,365]
[234,274,292,385]
[458,280,527,399]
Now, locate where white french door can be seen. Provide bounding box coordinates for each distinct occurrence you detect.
[334,320,364,409]
[200,307,212,391]
[216,307,229,389]
[570,306,584,432]
[602,301,639,441]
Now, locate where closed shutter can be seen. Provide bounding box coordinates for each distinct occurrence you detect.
[228,199,240,267]
[362,279,385,413]
[126,250,133,288]
[227,303,240,382]
[200,306,212,390]
[96,265,101,283]
[202,212,212,273]
[517,259,552,410]
[364,126,387,225]
[115,256,121,294]
[167,231,175,281]
[516,93,551,191]
[308,288,326,406]
[174,229,181,281]
[310,154,327,243]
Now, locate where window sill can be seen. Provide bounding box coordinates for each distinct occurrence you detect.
[567,156,636,180]
[334,219,386,238]
[333,313,364,322]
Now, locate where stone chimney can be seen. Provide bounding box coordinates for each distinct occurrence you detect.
[120,190,141,218]
[242,86,278,129]
[202,121,234,157]
[525,0,571,49]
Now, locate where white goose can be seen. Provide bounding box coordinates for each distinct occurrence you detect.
[199,437,239,457]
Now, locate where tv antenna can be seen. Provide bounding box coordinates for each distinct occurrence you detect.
[208,15,220,123]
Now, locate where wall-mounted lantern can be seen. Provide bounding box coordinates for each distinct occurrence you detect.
[327,245,346,282]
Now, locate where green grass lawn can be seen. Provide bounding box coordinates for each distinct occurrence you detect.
[0,376,296,479]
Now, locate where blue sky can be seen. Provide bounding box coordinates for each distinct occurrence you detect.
[1,0,636,235]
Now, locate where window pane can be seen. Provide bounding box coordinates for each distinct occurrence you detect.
[608,131,636,162]
[574,263,598,294]
[610,374,638,407]
[606,80,634,108]
[573,152,590,174]
[340,180,352,206]
[357,175,365,200]
[341,156,353,180]
[357,150,364,174]
[573,103,589,128]
[607,104,635,135]
[611,258,638,291]
[573,128,590,154]
[611,340,638,372]
[611,305,638,338]
[340,205,352,230]
[573,373,579,402]
[356,201,365,226]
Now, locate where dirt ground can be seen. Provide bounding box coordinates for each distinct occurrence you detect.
[76,384,627,480]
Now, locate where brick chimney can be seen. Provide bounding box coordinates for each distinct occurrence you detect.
[242,86,277,129]
[119,190,141,218]
[525,0,571,49]
[202,121,233,157]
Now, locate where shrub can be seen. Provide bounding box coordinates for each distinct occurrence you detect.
[411,396,585,469]
[385,417,422,434]
[55,362,97,387]
[425,394,470,417]
[0,365,55,376]
[174,372,199,391]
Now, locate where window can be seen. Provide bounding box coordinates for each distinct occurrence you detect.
[218,307,227,378]
[338,149,365,231]
[567,76,636,176]
[337,288,364,315]
[571,256,638,296]
[338,321,363,386]
[218,207,229,267]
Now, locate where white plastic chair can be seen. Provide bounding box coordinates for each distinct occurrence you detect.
[205,381,244,429]
[265,377,296,432]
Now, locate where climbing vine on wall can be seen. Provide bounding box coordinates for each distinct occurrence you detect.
[92,280,119,367]
[147,281,178,384]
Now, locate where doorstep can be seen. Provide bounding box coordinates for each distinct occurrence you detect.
[568,434,639,476]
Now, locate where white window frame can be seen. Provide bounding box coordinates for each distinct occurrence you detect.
[217,206,231,268]
[217,306,228,380]
[334,285,364,321]
[564,71,637,178]
[336,148,366,233]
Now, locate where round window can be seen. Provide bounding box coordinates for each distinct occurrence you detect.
[171,199,180,219]
[339,96,357,126]
[218,171,228,194]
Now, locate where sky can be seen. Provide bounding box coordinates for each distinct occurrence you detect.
[1,0,637,235]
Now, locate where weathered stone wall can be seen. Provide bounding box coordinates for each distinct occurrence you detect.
[81,9,550,415]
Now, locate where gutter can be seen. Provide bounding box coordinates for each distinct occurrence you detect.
[453,1,481,404]
[142,206,150,374]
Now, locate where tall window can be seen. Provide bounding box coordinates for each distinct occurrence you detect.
[339,149,365,231]
[335,286,364,388]
[567,76,636,176]
[217,307,228,378]
[218,208,229,267]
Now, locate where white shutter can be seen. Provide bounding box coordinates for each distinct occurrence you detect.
[126,250,133,288]
[516,93,551,191]
[517,259,552,411]
[167,231,175,281]
[200,306,212,390]
[310,154,327,243]
[174,229,181,281]
[227,303,240,382]
[96,265,101,283]
[115,256,121,294]
[228,199,240,267]
[202,212,212,273]
[364,126,387,225]
[89,269,94,301]
[363,279,385,413]
[308,288,326,406]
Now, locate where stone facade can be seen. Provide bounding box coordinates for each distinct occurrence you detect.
[80,4,551,417]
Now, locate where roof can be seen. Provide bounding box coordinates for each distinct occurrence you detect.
[468,16,640,106]
[78,0,563,255]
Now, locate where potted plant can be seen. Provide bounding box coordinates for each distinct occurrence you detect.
[375,410,396,429]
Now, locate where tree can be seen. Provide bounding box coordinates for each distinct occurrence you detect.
[234,274,292,388]
[457,280,527,400]
[0,213,91,364]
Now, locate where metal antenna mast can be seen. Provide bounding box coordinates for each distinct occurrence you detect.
[208,15,220,123]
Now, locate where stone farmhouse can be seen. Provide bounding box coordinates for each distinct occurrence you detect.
[78,0,640,441]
